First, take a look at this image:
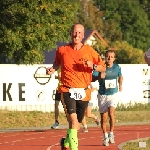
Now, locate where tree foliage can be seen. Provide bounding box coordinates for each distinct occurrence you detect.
[0,0,78,64]
[114,41,145,64]
[0,0,149,64]
[93,0,150,51]
[75,0,104,33]
[140,0,150,19]
[118,0,150,51]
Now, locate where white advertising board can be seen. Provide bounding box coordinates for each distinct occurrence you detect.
[119,64,150,104]
[0,64,59,112]
[0,64,150,112]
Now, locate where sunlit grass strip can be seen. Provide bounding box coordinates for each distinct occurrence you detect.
[122,138,150,150]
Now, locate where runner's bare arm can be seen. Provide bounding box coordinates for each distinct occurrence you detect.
[118,75,123,85]
[46,61,60,75]
[86,61,106,72]
[90,47,106,72]
[118,75,123,91]
[94,64,106,72]
[52,61,60,71]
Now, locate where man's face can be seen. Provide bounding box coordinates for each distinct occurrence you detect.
[105,52,115,65]
[71,24,84,44]
[144,54,150,66]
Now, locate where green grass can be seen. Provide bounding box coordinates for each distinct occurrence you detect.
[116,102,150,111]
[0,110,150,129]
[115,111,150,122]
[0,103,150,129]
[122,138,150,150]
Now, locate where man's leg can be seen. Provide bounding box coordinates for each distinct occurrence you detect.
[55,100,59,123]
[107,93,118,144]
[100,112,108,135]
[66,101,88,150]
[107,106,116,144]
[66,100,88,149]
[81,111,88,132]
[98,94,108,135]
[86,104,100,125]
[86,105,95,118]
[108,106,115,133]
[98,94,109,146]
[101,112,110,146]
[61,92,80,150]
[51,90,60,129]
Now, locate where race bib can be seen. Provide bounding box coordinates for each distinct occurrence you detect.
[105,79,116,89]
[69,88,86,100]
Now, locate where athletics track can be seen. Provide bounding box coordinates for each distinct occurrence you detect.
[0,124,150,150]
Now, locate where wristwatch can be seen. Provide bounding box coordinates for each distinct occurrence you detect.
[93,64,97,70]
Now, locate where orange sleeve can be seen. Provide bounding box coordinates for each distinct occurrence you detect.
[55,47,61,66]
[90,47,105,66]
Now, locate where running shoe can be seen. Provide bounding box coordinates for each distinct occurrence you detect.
[51,122,59,129]
[82,128,88,133]
[60,137,70,150]
[103,137,109,146]
[95,116,100,125]
[109,134,115,143]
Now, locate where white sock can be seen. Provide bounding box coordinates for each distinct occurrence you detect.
[109,132,114,135]
[84,125,87,129]
[104,132,108,138]
[94,116,98,119]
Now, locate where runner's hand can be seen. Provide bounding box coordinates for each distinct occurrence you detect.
[58,72,61,78]
[85,60,93,68]
[100,72,106,79]
[46,67,55,75]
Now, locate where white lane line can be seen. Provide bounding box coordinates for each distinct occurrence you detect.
[26,138,36,140]
[39,137,46,139]
[0,132,43,138]
[46,143,59,150]
[12,140,21,143]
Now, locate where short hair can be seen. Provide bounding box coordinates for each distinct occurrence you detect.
[105,50,116,57]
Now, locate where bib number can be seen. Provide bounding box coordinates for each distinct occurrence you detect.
[69,88,86,100]
[105,79,116,89]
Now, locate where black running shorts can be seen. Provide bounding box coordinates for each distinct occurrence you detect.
[55,90,61,101]
[61,92,88,123]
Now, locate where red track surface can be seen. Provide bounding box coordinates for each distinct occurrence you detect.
[0,125,150,150]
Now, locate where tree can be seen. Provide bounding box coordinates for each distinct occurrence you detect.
[94,0,150,51]
[75,0,95,30]
[93,0,122,41]
[113,41,145,64]
[75,0,104,32]
[140,0,150,19]
[0,0,78,64]
[118,0,150,50]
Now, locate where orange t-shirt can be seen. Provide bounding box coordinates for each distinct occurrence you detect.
[55,44,105,92]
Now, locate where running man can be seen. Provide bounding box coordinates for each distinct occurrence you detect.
[51,72,61,129]
[46,23,106,150]
[82,79,100,132]
[93,50,123,146]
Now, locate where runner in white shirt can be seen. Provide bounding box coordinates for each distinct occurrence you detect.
[81,75,100,132]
